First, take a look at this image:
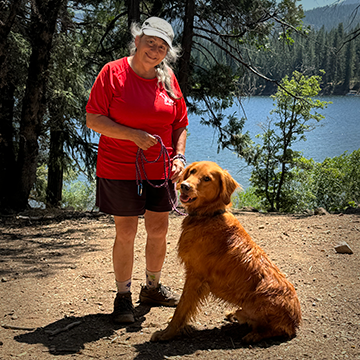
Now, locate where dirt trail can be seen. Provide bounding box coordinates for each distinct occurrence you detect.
[0,210,359,359]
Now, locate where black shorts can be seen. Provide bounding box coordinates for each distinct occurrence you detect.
[96,178,177,216]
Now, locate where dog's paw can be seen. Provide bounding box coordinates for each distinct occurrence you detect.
[225,310,237,323]
[150,328,176,342]
[225,308,249,325]
[242,331,263,344]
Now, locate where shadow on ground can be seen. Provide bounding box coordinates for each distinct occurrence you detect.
[0,225,104,279]
[14,303,151,355]
[15,303,288,358]
[132,324,290,360]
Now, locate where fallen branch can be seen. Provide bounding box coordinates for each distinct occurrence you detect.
[45,320,82,336]
[1,324,36,331]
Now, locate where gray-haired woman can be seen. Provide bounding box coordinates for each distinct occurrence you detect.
[86,17,188,323]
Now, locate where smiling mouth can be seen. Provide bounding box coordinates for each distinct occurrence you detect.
[146,53,157,61]
[180,193,197,204]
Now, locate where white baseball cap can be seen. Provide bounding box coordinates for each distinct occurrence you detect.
[141,17,174,48]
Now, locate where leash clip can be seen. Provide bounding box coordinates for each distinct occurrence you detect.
[137,183,143,197]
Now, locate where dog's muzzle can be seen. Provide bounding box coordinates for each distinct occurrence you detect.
[180,182,197,203]
[180,182,191,192]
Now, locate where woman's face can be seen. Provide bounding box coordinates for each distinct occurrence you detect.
[135,35,169,68]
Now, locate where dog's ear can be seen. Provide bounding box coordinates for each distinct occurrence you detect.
[179,162,199,182]
[176,163,193,190]
[220,170,240,205]
[180,164,191,182]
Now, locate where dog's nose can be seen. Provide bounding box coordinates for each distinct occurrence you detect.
[181,182,191,191]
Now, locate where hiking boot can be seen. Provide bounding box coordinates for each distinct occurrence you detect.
[139,284,180,307]
[112,292,135,323]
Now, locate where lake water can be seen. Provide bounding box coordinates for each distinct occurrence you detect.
[186,96,360,188]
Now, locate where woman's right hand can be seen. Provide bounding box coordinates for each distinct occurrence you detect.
[132,130,158,150]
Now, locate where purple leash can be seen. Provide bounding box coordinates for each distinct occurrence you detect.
[135,135,187,216]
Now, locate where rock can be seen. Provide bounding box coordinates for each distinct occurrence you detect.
[314,207,329,216]
[334,242,353,254]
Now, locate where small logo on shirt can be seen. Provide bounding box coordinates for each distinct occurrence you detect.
[160,92,175,106]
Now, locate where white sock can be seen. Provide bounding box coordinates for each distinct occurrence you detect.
[116,279,131,294]
[146,270,161,289]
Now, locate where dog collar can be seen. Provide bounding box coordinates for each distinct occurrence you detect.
[187,209,227,217]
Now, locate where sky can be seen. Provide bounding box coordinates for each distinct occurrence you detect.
[299,0,353,10]
[300,0,333,10]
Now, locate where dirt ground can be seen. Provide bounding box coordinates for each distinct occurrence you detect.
[0,208,359,360]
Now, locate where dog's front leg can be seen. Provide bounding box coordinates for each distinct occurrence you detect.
[151,276,209,342]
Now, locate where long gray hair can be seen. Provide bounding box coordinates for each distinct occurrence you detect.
[129,22,182,99]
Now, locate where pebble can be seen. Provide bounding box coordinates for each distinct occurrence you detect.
[335,242,353,254]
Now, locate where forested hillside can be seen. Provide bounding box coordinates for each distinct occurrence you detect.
[194,19,360,95]
[304,3,360,31]
[193,1,360,95]
[268,2,360,95]
[250,22,360,95]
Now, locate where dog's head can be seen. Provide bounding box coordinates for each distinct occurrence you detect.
[177,161,240,214]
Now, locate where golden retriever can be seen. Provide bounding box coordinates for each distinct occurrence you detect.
[151,161,301,344]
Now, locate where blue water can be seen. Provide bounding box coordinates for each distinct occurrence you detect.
[186,96,360,188]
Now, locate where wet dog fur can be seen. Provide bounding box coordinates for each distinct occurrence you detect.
[151,161,301,344]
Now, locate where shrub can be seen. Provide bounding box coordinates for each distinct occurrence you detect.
[232,187,263,210]
[250,71,331,212]
[62,179,96,211]
[312,149,360,212]
[288,149,360,212]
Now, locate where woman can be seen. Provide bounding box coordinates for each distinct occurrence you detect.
[86,17,188,323]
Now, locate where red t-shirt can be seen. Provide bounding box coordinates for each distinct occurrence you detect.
[86,57,188,180]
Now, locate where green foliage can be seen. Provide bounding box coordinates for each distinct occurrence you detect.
[231,187,263,210]
[31,165,96,211]
[312,149,360,212]
[61,168,96,211]
[30,164,48,207]
[250,71,331,212]
[62,180,96,211]
[233,149,360,213]
[288,157,318,212]
[271,149,360,213]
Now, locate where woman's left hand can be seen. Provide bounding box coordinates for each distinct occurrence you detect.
[171,159,185,183]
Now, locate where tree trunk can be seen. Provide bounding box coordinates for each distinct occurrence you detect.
[0,0,24,212]
[14,0,64,211]
[46,127,64,208]
[178,0,195,97]
[0,82,16,212]
[127,0,140,28]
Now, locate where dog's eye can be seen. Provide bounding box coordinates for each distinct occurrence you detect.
[203,176,211,182]
[190,169,196,175]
